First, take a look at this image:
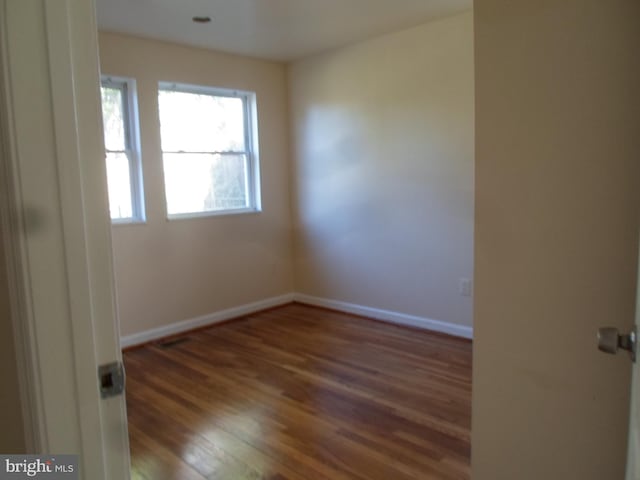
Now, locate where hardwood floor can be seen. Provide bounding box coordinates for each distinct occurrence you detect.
[124,303,472,480]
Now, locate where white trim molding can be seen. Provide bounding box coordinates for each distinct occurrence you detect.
[120,294,295,348]
[120,293,473,348]
[1,1,131,476]
[293,293,473,339]
[0,2,43,450]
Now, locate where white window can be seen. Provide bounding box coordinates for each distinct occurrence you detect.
[100,77,145,223]
[157,82,261,219]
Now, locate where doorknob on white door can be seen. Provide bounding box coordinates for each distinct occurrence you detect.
[597,326,636,362]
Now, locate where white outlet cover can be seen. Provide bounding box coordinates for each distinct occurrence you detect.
[460,278,472,297]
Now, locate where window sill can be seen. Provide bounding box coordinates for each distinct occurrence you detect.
[111,218,147,227]
[166,207,261,221]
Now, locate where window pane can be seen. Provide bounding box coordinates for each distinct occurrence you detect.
[158,90,245,153]
[163,153,249,215]
[106,152,133,219]
[101,86,126,151]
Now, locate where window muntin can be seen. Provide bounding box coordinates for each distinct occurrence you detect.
[157,83,260,218]
[100,77,145,223]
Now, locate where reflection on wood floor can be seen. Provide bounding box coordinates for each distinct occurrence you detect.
[124,303,472,479]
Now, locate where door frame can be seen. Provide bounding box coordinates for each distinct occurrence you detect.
[0,1,130,477]
[0,3,43,451]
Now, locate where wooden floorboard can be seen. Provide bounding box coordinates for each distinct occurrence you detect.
[124,303,472,480]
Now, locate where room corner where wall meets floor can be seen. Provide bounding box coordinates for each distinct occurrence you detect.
[288,10,475,333]
[120,293,473,350]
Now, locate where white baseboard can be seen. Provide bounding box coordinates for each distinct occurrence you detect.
[120,293,295,349]
[293,293,473,339]
[120,292,472,348]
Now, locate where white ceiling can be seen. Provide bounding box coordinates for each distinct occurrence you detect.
[95,0,472,62]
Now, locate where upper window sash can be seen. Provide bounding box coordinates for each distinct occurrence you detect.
[101,77,134,151]
[158,82,254,155]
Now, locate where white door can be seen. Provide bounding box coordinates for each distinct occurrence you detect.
[0,1,130,478]
[473,0,640,479]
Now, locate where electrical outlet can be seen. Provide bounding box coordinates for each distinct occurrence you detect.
[459,278,472,297]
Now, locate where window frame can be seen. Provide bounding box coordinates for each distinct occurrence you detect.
[157,81,261,220]
[100,75,146,224]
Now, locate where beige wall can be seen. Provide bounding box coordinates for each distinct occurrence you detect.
[473,1,640,479]
[288,12,474,327]
[0,234,26,453]
[98,33,294,336]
